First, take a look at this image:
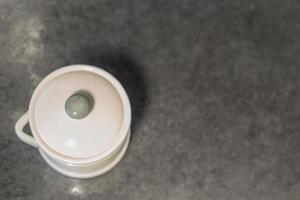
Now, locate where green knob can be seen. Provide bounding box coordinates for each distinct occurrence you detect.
[65,93,91,119]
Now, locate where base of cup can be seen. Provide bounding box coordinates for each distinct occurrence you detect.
[39,130,130,179]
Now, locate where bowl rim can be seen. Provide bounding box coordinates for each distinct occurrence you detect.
[29,64,131,164]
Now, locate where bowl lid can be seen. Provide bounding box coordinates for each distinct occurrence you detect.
[29,65,131,164]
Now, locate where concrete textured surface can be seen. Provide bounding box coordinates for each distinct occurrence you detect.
[0,0,300,199]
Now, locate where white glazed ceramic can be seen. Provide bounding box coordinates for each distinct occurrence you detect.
[15,65,131,179]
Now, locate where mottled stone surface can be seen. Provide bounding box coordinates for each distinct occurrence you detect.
[0,0,300,199]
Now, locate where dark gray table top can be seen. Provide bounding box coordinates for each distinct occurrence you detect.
[0,0,299,199]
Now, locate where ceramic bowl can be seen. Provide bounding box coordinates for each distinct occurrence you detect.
[15,65,131,179]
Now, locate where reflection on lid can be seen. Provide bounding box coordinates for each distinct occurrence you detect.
[64,139,77,148]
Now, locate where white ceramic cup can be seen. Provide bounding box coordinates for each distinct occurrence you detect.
[15,65,131,179]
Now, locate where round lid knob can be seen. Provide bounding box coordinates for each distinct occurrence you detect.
[65,92,93,119]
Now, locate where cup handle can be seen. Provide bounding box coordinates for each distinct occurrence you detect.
[15,112,38,148]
